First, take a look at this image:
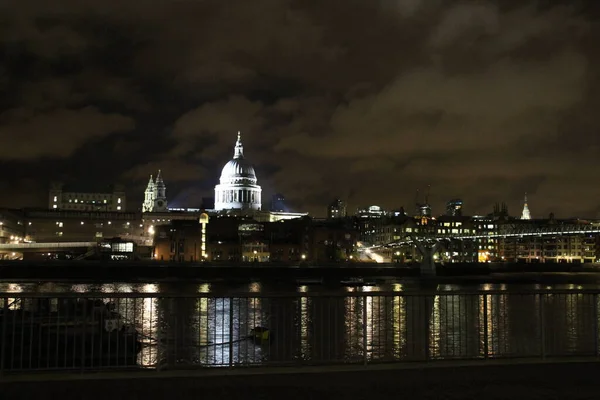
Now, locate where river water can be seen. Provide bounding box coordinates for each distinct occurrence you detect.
[1,278,599,368]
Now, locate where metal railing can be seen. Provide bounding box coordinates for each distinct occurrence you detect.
[0,242,97,250]
[1,289,599,374]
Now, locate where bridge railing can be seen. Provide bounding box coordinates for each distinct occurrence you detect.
[0,242,98,250]
[1,289,599,375]
[378,224,600,246]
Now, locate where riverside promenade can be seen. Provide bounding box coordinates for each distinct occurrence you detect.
[3,359,600,400]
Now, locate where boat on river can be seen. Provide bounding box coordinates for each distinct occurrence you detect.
[0,298,142,370]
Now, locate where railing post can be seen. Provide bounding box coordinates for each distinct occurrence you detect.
[483,294,489,359]
[362,295,368,366]
[228,297,234,367]
[0,297,7,376]
[594,293,599,358]
[539,293,545,359]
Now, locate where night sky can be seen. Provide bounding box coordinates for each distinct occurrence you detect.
[1,0,599,218]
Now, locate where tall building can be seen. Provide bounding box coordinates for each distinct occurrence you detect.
[416,203,432,218]
[214,132,262,211]
[48,183,126,212]
[521,193,531,220]
[142,170,168,212]
[414,187,432,218]
[270,193,287,212]
[357,205,387,218]
[446,199,463,216]
[327,198,347,219]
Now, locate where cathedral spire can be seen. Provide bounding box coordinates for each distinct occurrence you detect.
[155,169,165,187]
[233,131,244,159]
[521,192,531,220]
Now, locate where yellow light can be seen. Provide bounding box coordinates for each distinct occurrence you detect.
[301,254,306,260]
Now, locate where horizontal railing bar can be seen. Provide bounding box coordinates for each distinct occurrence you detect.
[0,289,597,299]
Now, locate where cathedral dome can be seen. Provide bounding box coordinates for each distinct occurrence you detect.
[218,132,257,184]
[219,158,257,184]
[214,132,262,211]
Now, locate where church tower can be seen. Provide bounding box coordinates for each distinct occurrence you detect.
[153,170,168,211]
[142,175,155,212]
[520,193,531,220]
[142,171,168,212]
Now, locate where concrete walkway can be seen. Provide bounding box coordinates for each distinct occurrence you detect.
[2,359,600,399]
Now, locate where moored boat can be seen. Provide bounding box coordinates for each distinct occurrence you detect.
[0,298,142,370]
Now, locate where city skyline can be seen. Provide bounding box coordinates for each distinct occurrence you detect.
[1,1,600,218]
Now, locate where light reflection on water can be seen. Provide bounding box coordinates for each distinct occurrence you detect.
[0,281,599,367]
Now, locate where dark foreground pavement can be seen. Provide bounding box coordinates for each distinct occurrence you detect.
[2,359,600,400]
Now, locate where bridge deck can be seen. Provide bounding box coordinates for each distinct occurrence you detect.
[0,242,97,250]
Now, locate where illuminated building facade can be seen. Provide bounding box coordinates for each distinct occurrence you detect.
[357,205,387,219]
[0,209,146,260]
[24,209,143,243]
[153,216,357,263]
[327,199,347,219]
[153,216,209,262]
[0,209,25,245]
[142,171,168,212]
[49,183,126,212]
[214,133,262,211]
[473,216,499,262]
[446,199,463,217]
[496,218,599,263]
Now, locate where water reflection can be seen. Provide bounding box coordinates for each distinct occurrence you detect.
[1,282,599,368]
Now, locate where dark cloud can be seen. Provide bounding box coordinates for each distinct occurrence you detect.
[0,0,598,218]
[0,107,134,160]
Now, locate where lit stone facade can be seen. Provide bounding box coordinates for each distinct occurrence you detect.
[49,183,126,212]
[214,133,262,211]
[142,170,168,212]
[521,193,531,220]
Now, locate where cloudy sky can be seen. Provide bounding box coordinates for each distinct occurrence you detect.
[1,0,599,218]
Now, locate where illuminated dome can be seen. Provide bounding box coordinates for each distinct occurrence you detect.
[214,132,262,211]
[219,158,257,185]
